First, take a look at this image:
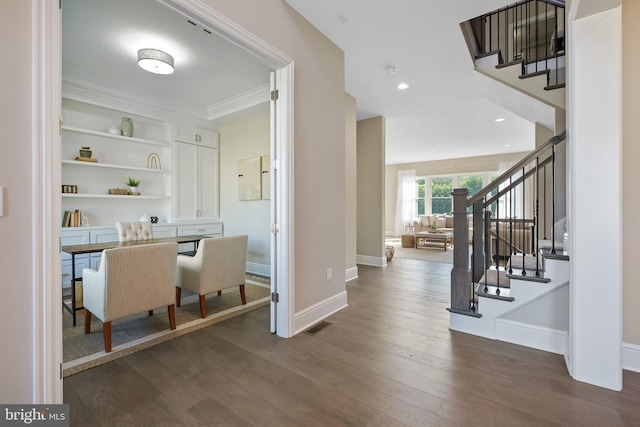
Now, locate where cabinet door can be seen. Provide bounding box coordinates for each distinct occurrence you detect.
[61,229,90,261]
[174,123,197,144]
[198,146,218,219]
[175,142,198,220]
[198,128,218,149]
[61,255,91,289]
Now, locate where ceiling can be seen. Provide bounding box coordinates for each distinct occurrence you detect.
[63,0,555,165]
[62,0,273,123]
[284,0,556,165]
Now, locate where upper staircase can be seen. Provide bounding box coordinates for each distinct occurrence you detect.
[461,0,566,108]
[448,131,570,356]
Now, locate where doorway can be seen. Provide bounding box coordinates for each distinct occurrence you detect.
[38,0,294,400]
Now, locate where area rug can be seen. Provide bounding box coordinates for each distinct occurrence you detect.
[385,237,454,264]
[63,277,270,376]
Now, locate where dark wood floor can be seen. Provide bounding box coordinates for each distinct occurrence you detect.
[64,258,640,426]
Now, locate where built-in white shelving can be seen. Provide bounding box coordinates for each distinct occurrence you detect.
[61,159,169,173]
[61,193,167,200]
[61,125,170,147]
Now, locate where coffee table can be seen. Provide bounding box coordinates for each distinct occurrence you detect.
[414,231,453,251]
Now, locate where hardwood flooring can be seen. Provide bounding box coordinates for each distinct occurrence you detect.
[64,258,640,426]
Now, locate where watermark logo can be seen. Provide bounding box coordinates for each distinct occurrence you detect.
[0,405,69,426]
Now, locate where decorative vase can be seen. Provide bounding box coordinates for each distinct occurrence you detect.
[108,125,120,135]
[129,186,138,193]
[121,117,134,137]
[79,149,92,158]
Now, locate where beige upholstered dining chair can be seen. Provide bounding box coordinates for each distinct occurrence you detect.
[82,242,178,353]
[115,221,154,241]
[176,235,248,318]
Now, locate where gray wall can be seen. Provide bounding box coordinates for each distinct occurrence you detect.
[357,117,386,263]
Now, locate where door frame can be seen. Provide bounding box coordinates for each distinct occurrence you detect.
[37,0,295,401]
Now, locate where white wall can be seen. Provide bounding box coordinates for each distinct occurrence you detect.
[219,107,271,276]
[568,2,622,390]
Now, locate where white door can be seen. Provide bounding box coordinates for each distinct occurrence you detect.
[175,141,198,220]
[198,145,218,219]
[270,71,278,333]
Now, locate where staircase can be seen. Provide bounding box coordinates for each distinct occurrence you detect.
[448,131,570,356]
[461,0,566,108]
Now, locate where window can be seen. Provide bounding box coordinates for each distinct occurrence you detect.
[415,178,426,215]
[431,177,453,214]
[415,172,497,215]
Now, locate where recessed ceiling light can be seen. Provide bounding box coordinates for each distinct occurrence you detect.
[495,118,505,122]
[397,83,409,90]
[505,144,511,147]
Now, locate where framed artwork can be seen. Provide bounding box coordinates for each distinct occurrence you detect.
[238,157,261,200]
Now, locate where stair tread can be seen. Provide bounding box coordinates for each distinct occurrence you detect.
[475,284,514,302]
[506,273,551,283]
[545,83,566,90]
[519,69,548,79]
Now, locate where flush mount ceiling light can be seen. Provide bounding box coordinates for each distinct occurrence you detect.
[137,48,174,75]
[397,82,410,90]
[495,117,505,122]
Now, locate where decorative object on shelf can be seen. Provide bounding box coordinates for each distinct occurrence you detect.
[139,213,149,222]
[137,48,175,75]
[79,146,92,158]
[62,209,86,227]
[108,125,119,135]
[120,117,134,137]
[150,216,159,224]
[126,177,140,194]
[74,157,98,162]
[108,188,129,195]
[147,153,162,170]
[62,184,78,194]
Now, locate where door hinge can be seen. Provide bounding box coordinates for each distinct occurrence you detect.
[271,89,279,101]
[271,158,279,170]
[271,292,279,303]
[270,223,279,234]
[60,363,63,379]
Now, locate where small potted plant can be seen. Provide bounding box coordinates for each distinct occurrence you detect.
[126,177,140,193]
[79,146,92,158]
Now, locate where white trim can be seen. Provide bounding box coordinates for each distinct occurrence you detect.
[356,255,387,267]
[207,84,270,120]
[623,343,640,373]
[246,262,270,278]
[345,267,359,282]
[494,319,568,355]
[34,0,62,403]
[293,291,348,336]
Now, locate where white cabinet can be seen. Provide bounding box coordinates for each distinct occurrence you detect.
[174,123,218,148]
[174,142,219,221]
[177,223,223,253]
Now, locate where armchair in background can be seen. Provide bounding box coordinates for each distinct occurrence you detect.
[176,235,248,318]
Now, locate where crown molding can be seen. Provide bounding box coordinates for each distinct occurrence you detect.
[62,66,213,126]
[207,84,270,121]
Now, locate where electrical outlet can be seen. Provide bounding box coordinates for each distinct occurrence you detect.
[326,267,333,281]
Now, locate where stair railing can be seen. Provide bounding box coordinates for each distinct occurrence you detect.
[464,0,566,88]
[448,130,566,316]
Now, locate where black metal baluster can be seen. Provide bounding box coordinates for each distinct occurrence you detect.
[535,157,541,277]
[543,163,548,239]
[518,166,527,276]
[535,0,539,73]
[495,195,501,295]
[509,175,514,274]
[551,144,556,254]
[484,197,490,293]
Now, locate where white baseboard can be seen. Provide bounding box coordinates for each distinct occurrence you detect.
[293,291,348,336]
[623,343,640,373]
[356,254,386,267]
[494,319,567,355]
[345,266,358,282]
[246,262,270,278]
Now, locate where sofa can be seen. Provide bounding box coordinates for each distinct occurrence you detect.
[413,214,454,233]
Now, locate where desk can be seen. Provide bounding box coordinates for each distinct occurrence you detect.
[62,235,207,326]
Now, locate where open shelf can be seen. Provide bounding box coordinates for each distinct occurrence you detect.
[61,159,169,173]
[61,193,167,200]
[62,125,170,147]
